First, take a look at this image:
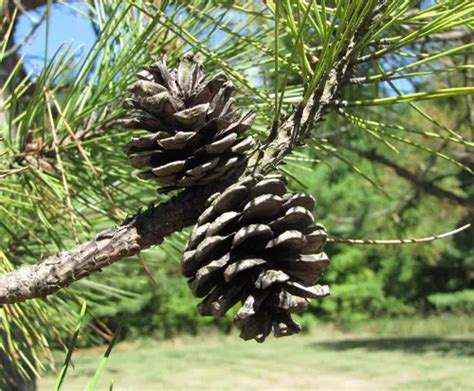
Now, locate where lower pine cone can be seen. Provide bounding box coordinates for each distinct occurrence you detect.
[182,174,330,342]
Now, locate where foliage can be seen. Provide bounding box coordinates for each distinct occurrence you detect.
[123,275,233,339]
[428,290,474,314]
[285,106,472,322]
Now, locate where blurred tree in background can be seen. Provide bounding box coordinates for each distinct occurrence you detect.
[0,0,472,388]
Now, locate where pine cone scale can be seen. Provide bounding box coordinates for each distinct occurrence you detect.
[224,258,267,282]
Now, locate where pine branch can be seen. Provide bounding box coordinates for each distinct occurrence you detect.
[0,41,365,304]
[255,1,388,173]
[9,0,464,307]
[0,183,227,304]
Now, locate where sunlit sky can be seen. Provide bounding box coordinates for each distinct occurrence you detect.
[13,1,435,91]
[15,1,96,76]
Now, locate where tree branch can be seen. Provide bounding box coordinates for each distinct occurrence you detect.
[0,183,228,304]
[255,1,387,173]
[0,1,391,305]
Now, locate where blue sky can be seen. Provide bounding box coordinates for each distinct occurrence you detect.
[15,1,96,76]
[14,1,425,92]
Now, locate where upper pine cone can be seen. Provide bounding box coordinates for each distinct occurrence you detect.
[182,174,330,342]
[122,55,255,187]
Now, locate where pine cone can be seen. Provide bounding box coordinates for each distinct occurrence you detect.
[182,174,330,342]
[121,55,255,187]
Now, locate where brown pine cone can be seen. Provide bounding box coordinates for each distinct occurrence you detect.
[122,55,255,187]
[182,174,330,342]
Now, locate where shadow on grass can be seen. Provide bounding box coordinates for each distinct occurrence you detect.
[310,337,474,356]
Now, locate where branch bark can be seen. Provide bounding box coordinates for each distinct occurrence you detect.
[0,159,275,304]
[0,182,232,304]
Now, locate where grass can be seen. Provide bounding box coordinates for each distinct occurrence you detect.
[39,315,474,390]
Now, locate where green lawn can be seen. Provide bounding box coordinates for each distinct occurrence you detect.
[39,318,474,390]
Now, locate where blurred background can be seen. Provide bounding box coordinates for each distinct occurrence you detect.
[1,0,473,389]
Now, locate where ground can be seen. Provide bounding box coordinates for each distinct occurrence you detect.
[39,317,474,390]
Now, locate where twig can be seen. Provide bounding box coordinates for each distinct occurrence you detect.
[0,166,29,179]
[137,254,158,288]
[254,2,388,173]
[45,91,78,242]
[0,178,235,304]
[48,90,122,220]
[327,224,470,245]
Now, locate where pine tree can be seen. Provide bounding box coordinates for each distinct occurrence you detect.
[0,0,472,387]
